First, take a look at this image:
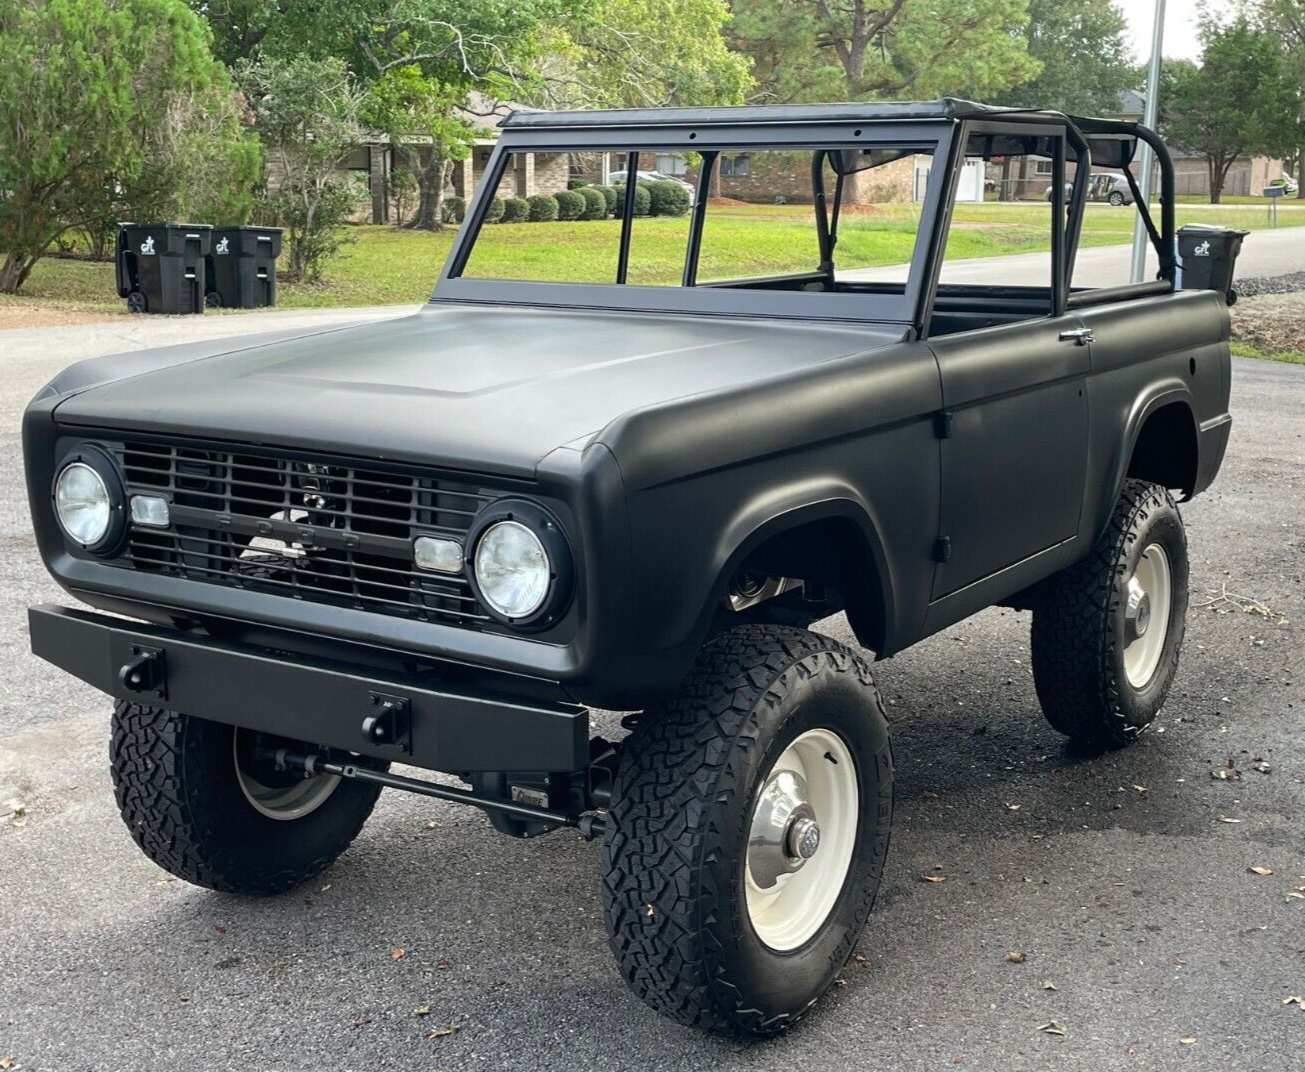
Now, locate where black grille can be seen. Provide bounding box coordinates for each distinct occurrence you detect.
[108,439,497,626]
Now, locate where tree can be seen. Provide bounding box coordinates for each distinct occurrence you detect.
[1160,18,1300,203]
[729,0,1039,104]
[0,0,251,293]
[539,0,751,108]
[1261,1,1305,197]
[239,55,367,280]
[993,0,1134,114]
[988,0,1135,200]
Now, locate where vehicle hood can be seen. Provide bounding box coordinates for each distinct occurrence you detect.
[50,303,905,477]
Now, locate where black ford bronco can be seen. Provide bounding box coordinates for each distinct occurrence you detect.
[25,100,1234,1034]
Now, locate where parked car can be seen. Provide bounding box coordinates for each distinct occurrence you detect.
[26,99,1235,1036]
[1268,175,1298,195]
[605,166,694,193]
[1046,171,1134,205]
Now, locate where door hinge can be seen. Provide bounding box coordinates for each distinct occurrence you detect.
[934,410,954,439]
[933,537,952,563]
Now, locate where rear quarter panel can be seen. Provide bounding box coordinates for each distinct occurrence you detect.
[1075,289,1231,541]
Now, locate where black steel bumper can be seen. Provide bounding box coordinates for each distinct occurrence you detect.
[28,604,589,774]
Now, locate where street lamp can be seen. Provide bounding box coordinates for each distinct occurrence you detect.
[1131,0,1167,283]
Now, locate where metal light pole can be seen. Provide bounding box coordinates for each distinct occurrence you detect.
[1131,0,1167,283]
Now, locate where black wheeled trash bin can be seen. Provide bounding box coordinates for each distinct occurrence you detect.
[205,226,283,309]
[1177,224,1249,306]
[114,223,212,314]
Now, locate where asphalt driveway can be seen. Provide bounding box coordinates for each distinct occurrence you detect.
[0,312,1301,1072]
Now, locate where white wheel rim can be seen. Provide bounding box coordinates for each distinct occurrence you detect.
[745,728,859,952]
[233,729,340,821]
[1123,543,1172,689]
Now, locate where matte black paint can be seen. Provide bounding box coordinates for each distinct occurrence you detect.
[25,101,1232,759]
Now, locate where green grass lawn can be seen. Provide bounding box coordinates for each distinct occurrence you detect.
[6,200,1303,314]
[1230,340,1305,365]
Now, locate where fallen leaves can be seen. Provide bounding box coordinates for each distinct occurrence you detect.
[922,875,948,884]
[4,800,27,828]
[0,1057,14,1069]
[414,1005,431,1018]
[1285,996,1304,1009]
[1248,866,1274,877]
[1251,759,1272,775]
[1179,1037,1197,1045]
[1217,816,1243,824]
[1036,1021,1066,1037]
[1041,980,1058,991]
[427,1025,461,1040]
[1005,802,1023,811]
[1005,951,1027,964]
[389,948,406,961]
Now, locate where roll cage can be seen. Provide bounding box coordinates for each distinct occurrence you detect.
[435,99,1177,339]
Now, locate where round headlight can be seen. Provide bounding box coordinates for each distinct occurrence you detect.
[473,520,551,620]
[55,462,112,546]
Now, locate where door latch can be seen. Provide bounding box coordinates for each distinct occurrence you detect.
[1058,327,1094,346]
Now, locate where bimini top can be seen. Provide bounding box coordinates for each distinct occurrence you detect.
[502,98,1056,130]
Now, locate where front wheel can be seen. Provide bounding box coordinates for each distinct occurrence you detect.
[601,625,893,1034]
[110,704,384,894]
[1109,191,1126,206]
[1030,479,1189,747]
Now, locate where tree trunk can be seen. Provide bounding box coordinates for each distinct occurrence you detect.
[1297,147,1305,199]
[999,157,1013,202]
[1208,156,1222,205]
[0,251,34,294]
[408,154,449,232]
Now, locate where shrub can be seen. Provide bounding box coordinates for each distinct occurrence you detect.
[502,197,530,222]
[596,184,618,212]
[554,188,586,220]
[648,179,690,217]
[527,193,559,221]
[614,182,652,216]
[567,177,591,189]
[441,195,466,224]
[485,196,505,223]
[579,186,607,219]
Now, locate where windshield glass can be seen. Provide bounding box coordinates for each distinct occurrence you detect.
[453,140,945,310]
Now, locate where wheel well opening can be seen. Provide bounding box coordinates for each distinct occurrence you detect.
[1127,401,1198,497]
[732,516,886,653]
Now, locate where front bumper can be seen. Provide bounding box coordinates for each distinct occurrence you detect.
[29,604,589,774]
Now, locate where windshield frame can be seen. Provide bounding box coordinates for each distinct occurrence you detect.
[434,118,960,326]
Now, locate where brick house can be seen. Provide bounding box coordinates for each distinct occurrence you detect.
[351,94,570,223]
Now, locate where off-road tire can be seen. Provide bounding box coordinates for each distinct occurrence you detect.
[110,703,383,895]
[601,625,893,1034]
[1031,478,1189,747]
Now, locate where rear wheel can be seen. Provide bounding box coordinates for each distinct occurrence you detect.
[601,625,893,1034]
[204,290,223,309]
[126,291,147,313]
[1109,190,1126,206]
[1030,479,1189,747]
[110,703,383,894]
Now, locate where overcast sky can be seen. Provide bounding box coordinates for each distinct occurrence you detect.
[1122,0,1234,62]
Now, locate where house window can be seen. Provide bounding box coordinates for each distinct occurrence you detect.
[720,153,751,177]
[1034,159,1053,176]
[655,154,688,175]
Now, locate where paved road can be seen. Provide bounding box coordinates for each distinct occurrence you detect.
[0,313,1302,1072]
[850,222,1305,288]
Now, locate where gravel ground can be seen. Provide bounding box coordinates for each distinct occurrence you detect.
[1231,290,1305,353]
[0,333,1302,1071]
[0,302,119,331]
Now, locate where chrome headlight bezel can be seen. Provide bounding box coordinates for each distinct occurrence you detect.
[465,499,573,629]
[52,445,127,555]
